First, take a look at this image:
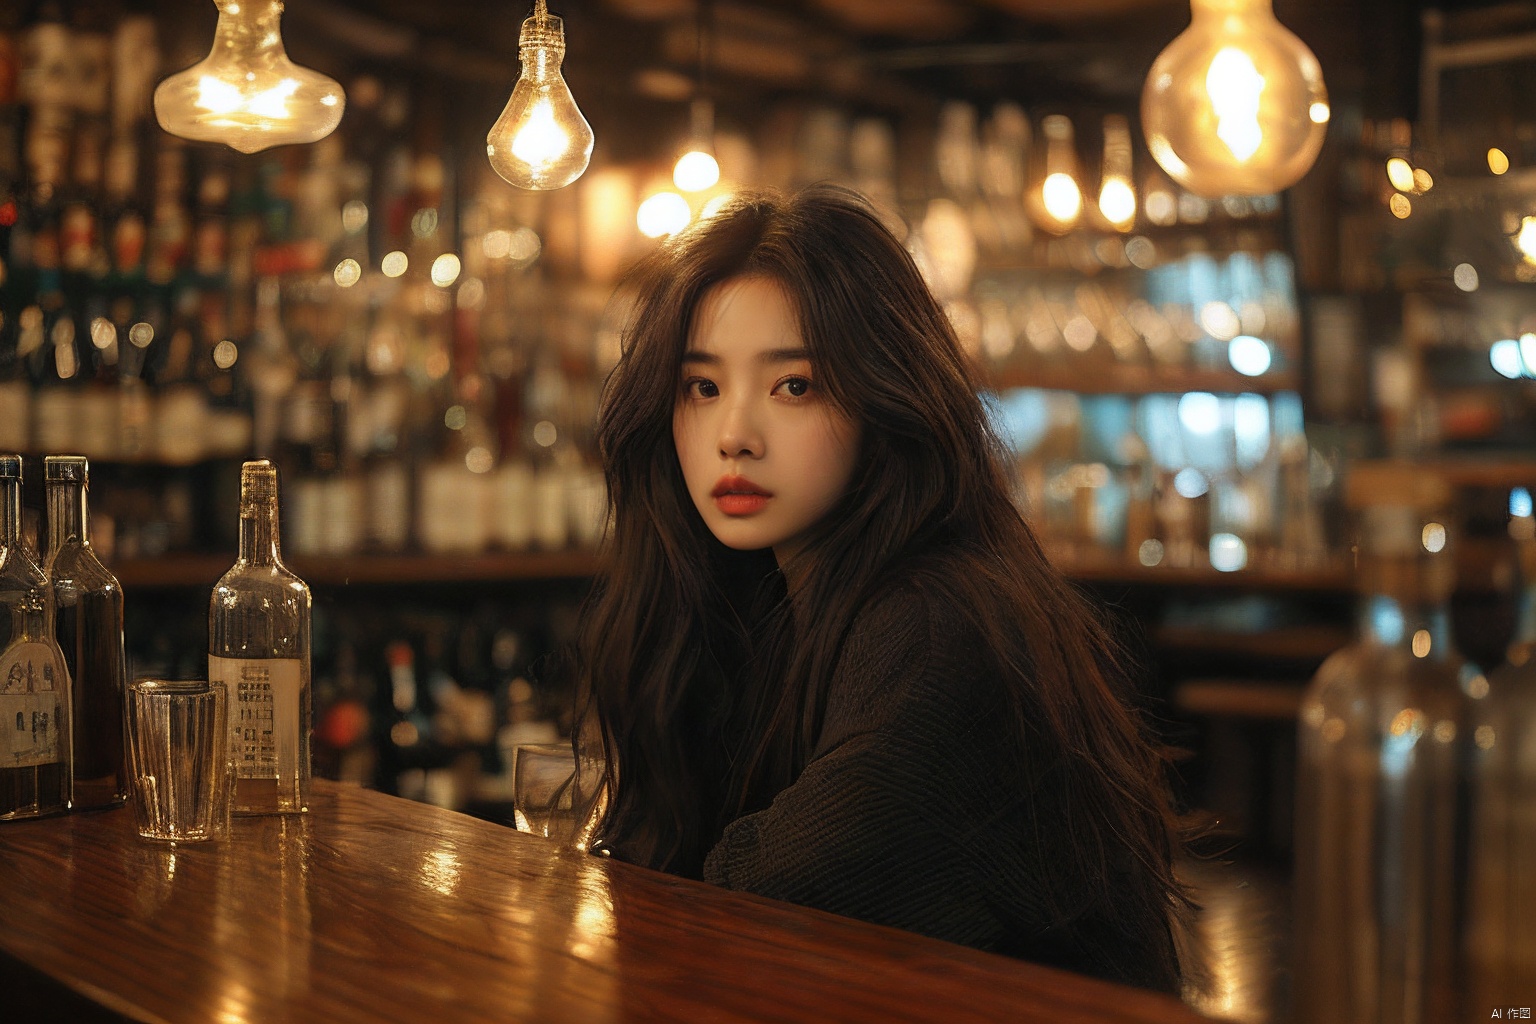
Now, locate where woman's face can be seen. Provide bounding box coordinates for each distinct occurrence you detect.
[672,276,861,564]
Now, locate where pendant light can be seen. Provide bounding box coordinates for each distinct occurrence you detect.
[1097,114,1138,231]
[673,2,720,193]
[1027,114,1082,234]
[153,0,345,154]
[1141,0,1329,197]
[486,0,594,191]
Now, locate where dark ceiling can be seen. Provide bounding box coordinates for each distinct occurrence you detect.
[140,0,1530,162]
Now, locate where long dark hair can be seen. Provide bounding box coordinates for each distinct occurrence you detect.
[576,184,1190,985]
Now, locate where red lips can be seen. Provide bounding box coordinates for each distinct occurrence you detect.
[711,475,772,516]
[711,475,771,498]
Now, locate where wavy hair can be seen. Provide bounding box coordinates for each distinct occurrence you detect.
[575,184,1190,988]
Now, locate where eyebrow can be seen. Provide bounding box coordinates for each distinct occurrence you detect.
[681,348,811,365]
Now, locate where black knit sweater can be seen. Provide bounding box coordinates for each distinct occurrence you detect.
[700,582,1182,994]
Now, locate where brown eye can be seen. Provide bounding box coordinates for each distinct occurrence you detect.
[775,376,812,398]
[684,378,718,398]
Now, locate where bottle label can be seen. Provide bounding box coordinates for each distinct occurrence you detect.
[210,656,301,778]
[0,641,66,768]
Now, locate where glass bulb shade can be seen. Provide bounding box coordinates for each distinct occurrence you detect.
[1030,114,1082,233]
[1141,0,1328,197]
[1042,173,1082,224]
[674,149,720,192]
[1098,177,1137,228]
[486,15,594,191]
[152,0,345,154]
[1097,114,1137,229]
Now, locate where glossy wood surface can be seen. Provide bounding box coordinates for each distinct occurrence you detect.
[0,781,1215,1024]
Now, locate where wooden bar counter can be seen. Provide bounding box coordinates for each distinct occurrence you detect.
[0,780,1213,1023]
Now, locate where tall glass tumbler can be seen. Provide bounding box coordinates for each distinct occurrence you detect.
[126,679,233,842]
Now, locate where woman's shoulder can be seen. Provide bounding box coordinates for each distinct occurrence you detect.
[821,553,1011,741]
[847,547,1000,652]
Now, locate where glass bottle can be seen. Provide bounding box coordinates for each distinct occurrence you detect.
[1292,464,1479,1023]
[0,453,72,819]
[44,455,126,810]
[1465,492,1536,1008]
[209,459,311,814]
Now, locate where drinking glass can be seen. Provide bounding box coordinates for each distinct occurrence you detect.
[126,678,233,842]
[513,742,603,847]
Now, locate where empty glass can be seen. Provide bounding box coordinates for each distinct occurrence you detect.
[513,742,603,847]
[126,679,233,842]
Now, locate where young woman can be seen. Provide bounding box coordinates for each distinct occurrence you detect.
[574,184,1191,993]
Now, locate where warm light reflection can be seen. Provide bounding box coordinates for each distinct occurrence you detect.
[1207,48,1265,162]
[510,99,569,170]
[381,250,408,277]
[431,253,462,288]
[1421,522,1446,553]
[1389,193,1411,219]
[1412,629,1432,658]
[1199,301,1241,340]
[673,150,720,192]
[90,317,115,349]
[1386,157,1415,192]
[637,192,690,238]
[1041,172,1082,224]
[1518,217,1536,262]
[421,847,461,896]
[701,193,734,220]
[1489,148,1510,175]
[1099,177,1137,229]
[1453,263,1478,291]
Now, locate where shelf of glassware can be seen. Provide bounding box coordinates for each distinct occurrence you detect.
[110,550,604,590]
[110,546,1361,594]
[1045,544,1351,592]
[986,365,1302,396]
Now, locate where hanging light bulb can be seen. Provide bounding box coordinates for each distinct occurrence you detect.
[674,99,720,192]
[152,0,345,154]
[1142,0,1329,197]
[1097,114,1138,231]
[486,0,594,191]
[1028,114,1082,234]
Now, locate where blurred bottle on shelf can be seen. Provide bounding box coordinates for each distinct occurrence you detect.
[44,454,126,810]
[1292,463,1483,1023]
[1464,489,1536,1009]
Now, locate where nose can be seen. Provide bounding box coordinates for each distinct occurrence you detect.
[716,398,763,460]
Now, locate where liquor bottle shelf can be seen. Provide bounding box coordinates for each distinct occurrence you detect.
[111,551,604,589]
[1046,545,1354,592]
[112,546,1354,592]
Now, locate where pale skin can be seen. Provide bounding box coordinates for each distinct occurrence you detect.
[672,276,861,574]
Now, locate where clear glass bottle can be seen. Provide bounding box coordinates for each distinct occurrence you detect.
[44,455,126,809]
[0,453,73,819]
[1292,464,1479,1023]
[210,459,311,814]
[1465,493,1536,1008]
